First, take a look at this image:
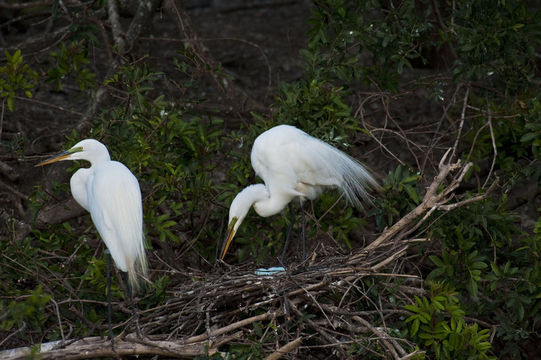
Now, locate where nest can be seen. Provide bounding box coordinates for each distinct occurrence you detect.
[2,153,494,359]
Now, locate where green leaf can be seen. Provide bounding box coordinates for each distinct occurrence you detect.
[411,318,420,336]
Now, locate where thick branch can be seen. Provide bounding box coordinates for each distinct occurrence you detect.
[107,0,126,52]
[264,337,302,360]
[0,0,52,9]
[0,333,239,360]
[35,198,86,228]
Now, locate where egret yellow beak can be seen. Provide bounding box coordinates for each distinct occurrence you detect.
[220,217,238,260]
[35,146,83,167]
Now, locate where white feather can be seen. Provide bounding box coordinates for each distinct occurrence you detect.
[251,125,378,208]
[60,139,147,289]
[222,124,379,259]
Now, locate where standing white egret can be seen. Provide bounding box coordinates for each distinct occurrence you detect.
[220,124,379,261]
[36,139,147,343]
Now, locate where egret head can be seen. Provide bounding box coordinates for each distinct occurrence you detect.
[36,139,110,167]
[220,184,268,260]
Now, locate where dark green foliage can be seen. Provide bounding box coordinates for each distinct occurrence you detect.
[404,282,495,359]
[424,196,541,357]
[273,77,360,142]
[299,1,540,357]
[308,0,541,94]
[452,0,541,93]
[521,96,541,160]
[307,0,433,90]
[0,50,38,111]
[0,286,51,335]
[370,165,421,231]
[47,41,96,91]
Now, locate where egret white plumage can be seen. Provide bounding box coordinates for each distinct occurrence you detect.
[220,124,379,261]
[36,139,147,342]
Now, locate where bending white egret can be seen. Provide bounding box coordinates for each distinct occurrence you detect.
[221,124,379,261]
[36,139,147,342]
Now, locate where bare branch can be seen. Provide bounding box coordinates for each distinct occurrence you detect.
[352,315,402,359]
[107,0,126,53]
[483,98,497,189]
[0,333,238,360]
[264,337,302,360]
[0,0,53,9]
[451,86,469,159]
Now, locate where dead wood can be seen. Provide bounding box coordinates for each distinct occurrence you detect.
[0,332,241,360]
[0,160,19,182]
[35,198,86,228]
[264,337,302,360]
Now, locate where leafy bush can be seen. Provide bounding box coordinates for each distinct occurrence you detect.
[404,282,495,360]
[47,41,96,91]
[370,165,421,231]
[0,50,38,111]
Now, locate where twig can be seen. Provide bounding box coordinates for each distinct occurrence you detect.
[352,315,402,359]
[264,337,302,360]
[349,150,473,262]
[185,311,277,344]
[0,322,26,348]
[438,180,497,211]
[0,179,27,200]
[451,86,469,159]
[0,0,53,9]
[482,98,497,189]
[51,298,66,343]
[400,350,427,359]
[14,95,84,118]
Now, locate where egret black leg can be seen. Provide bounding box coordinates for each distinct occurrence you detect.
[105,249,114,349]
[280,203,296,263]
[300,201,306,262]
[121,272,141,338]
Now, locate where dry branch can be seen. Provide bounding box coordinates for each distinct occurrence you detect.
[0,160,19,182]
[264,337,302,360]
[0,0,53,9]
[349,148,479,264]
[35,198,86,228]
[0,332,240,360]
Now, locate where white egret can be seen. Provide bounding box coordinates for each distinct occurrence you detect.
[221,124,379,261]
[36,139,147,343]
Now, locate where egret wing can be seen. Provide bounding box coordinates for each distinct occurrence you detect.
[252,125,377,207]
[252,125,341,192]
[87,161,146,284]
